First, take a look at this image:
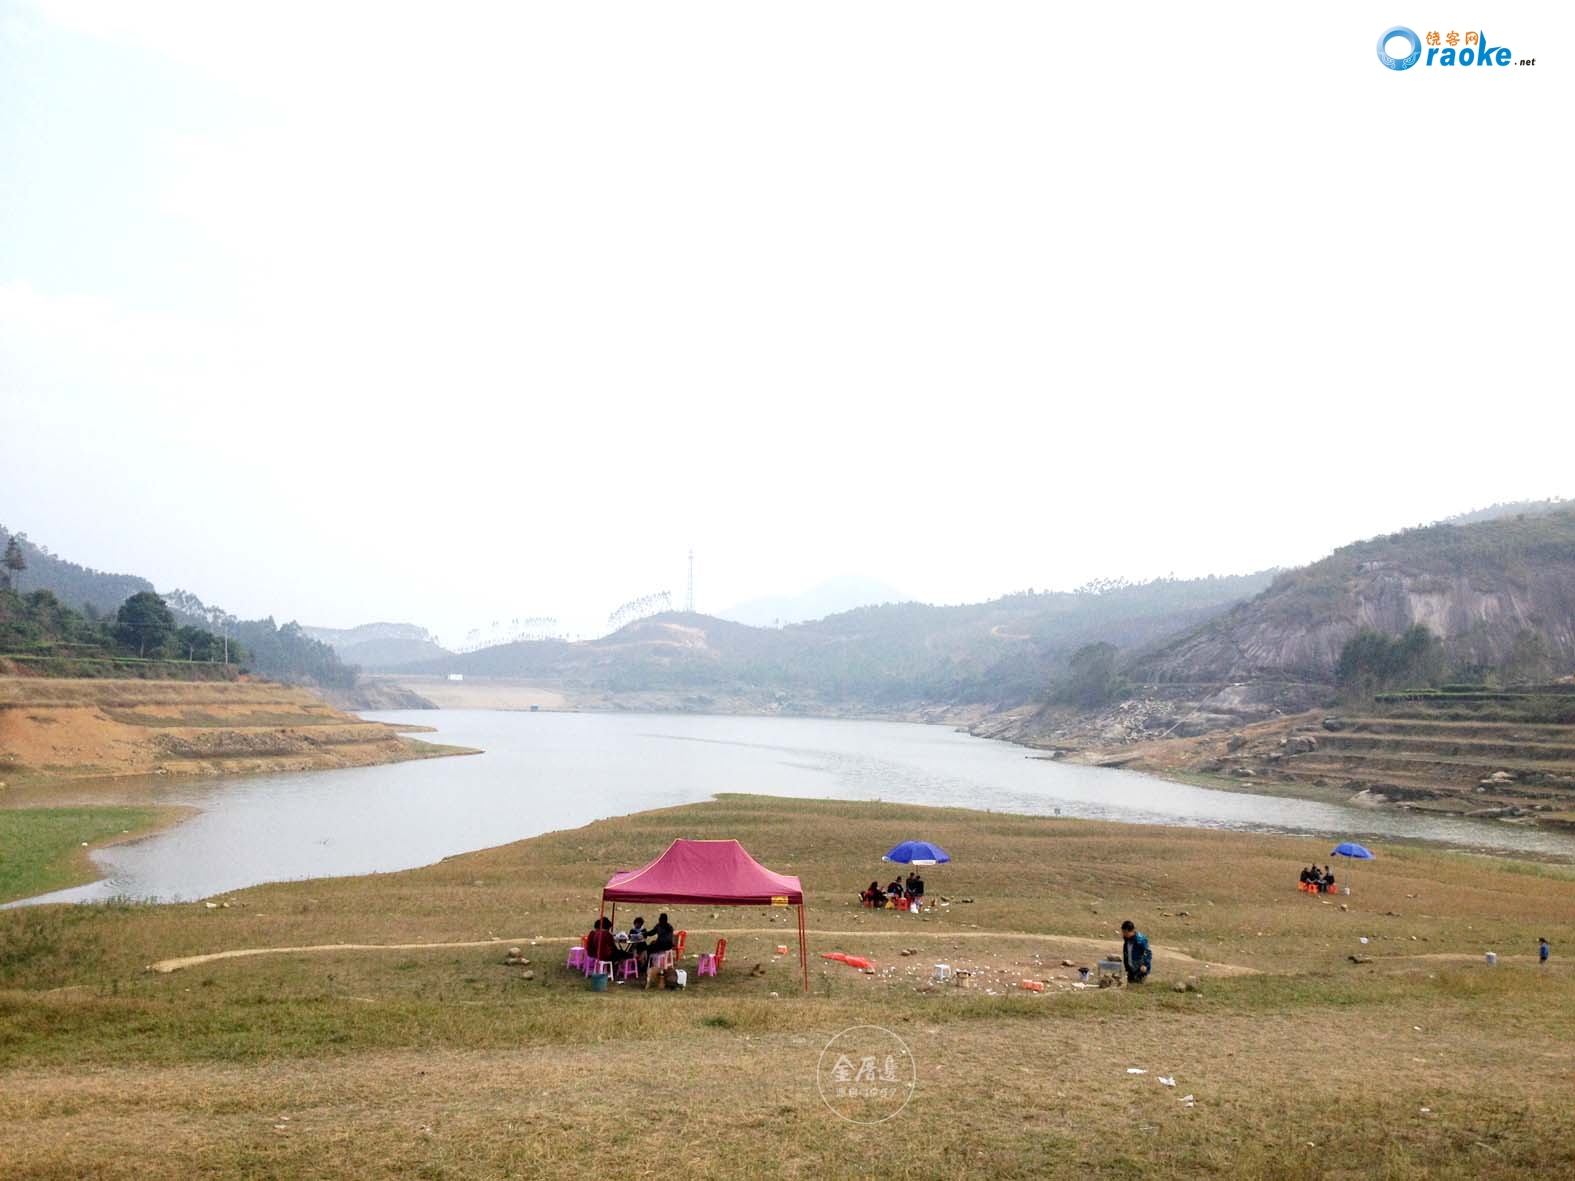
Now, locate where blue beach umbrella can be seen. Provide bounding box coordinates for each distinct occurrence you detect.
[1330,842,1375,893]
[882,840,951,866]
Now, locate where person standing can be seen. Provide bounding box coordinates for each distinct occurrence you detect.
[1120,920,1152,984]
[1540,937,1551,964]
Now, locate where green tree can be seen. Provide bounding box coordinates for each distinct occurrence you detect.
[1062,641,1123,708]
[115,592,176,658]
[1337,624,1445,699]
[3,534,25,593]
[1502,628,1551,685]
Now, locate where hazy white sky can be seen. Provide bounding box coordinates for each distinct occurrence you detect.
[2,2,1569,644]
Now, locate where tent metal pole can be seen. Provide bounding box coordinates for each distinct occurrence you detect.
[798,904,809,992]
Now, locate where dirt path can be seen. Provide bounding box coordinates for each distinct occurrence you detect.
[148,929,1253,975]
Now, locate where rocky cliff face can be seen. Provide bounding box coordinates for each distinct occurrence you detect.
[1135,512,1575,685]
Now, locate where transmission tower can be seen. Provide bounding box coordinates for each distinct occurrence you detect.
[685,548,694,613]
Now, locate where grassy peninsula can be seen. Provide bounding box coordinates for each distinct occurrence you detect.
[0,805,173,902]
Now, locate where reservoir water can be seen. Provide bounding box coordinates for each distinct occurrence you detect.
[17,709,1575,906]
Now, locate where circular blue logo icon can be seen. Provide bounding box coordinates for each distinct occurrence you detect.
[1377,26,1422,70]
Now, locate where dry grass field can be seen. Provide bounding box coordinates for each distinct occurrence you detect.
[3,795,1574,1178]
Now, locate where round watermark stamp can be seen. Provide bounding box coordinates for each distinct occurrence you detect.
[816,1024,917,1124]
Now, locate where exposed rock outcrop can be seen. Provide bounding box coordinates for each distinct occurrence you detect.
[1133,510,1575,685]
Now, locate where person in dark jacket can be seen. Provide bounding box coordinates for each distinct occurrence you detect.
[624,916,649,973]
[646,913,675,959]
[1120,920,1152,984]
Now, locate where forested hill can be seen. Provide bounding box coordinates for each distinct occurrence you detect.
[397,572,1275,705]
[0,525,359,691]
[163,590,357,690]
[0,525,154,613]
[1133,507,1575,685]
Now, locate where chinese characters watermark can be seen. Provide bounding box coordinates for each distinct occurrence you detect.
[816,1025,917,1124]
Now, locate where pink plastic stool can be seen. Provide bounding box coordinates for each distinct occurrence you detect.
[618,958,640,982]
[696,953,716,977]
[566,947,587,971]
[585,958,612,979]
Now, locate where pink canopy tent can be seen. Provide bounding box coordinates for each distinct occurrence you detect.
[600,838,809,991]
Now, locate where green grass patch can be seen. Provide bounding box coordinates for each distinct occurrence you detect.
[0,806,167,903]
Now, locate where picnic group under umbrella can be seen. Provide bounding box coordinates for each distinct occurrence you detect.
[861,840,949,909]
[1297,842,1375,894]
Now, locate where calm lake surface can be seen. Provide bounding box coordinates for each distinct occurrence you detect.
[18,710,1575,905]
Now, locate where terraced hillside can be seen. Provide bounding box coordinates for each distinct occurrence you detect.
[1208,686,1575,826]
[0,678,469,788]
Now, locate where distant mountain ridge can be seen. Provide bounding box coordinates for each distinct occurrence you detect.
[392,572,1276,705]
[1135,507,1575,685]
[717,576,907,628]
[301,622,452,669]
[1440,497,1570,526]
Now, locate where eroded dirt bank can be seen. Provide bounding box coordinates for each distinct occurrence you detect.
[0,677,474,797]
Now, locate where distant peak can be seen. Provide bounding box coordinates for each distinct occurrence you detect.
[716,576,907,628]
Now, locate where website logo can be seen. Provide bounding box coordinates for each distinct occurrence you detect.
[1377,26,1421,70]
[1378,27,1535,70]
